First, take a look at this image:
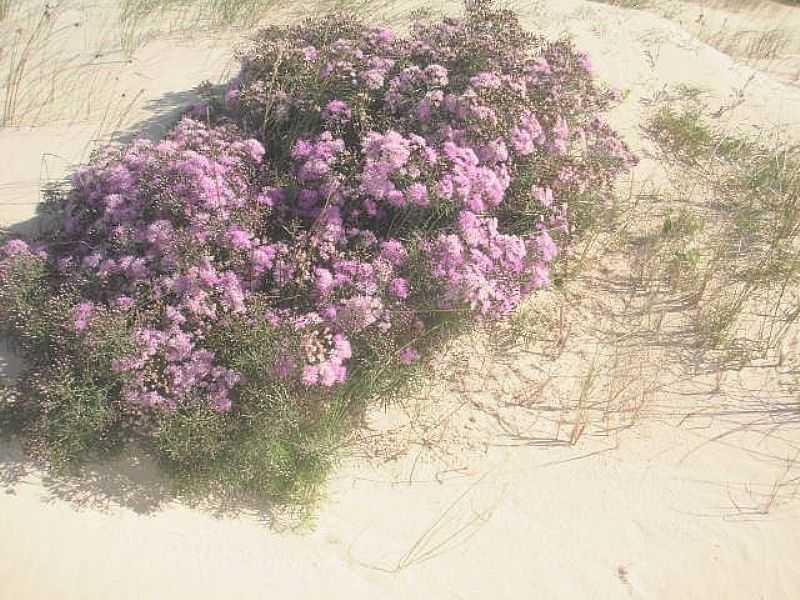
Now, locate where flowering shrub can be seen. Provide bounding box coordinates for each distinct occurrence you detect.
[0,1,635,502]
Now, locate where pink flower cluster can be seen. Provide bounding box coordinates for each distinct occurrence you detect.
[422,210,557,316]
[0,5,636,417]
[360,130,435,209]
[30,120,270,413]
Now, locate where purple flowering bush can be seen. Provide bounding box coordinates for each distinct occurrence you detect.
[0,1,635,503]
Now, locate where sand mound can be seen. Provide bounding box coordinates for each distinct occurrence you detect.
[2,1,800,598]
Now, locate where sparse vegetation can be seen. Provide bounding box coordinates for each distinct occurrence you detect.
[0,0,12,22]
[641,92,800,359]
[590,0,649,8]
[0,2,128,127]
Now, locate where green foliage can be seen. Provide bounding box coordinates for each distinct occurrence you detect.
[661,208,703,239]
[644,89,800,366]
[646,106,715,164]
[18,360,119,468]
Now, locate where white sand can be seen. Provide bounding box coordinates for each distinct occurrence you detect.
[2,1,800,598]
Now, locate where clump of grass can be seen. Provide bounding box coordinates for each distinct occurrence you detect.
[119,0,283,53]
[0,0,12,22]
[1,4,55,126]
[694,295,741,349]
[645,105,715,164]
[643,92,800,361]
[661,207,703,239]
[119,0,372,54]
[701,23,792,63]
[0,2,133,127]
[657,207,705,290]
[590,0,649,8]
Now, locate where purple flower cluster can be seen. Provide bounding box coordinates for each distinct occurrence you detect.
[422,210,557,316]
[291,131,345,185]
[0,119,271,413]
[112,325,242,412]
[0,5,636,419]
[360,130,435,209]
[437,142,509,213]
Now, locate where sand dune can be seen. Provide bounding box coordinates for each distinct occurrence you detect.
[1,1,800,598]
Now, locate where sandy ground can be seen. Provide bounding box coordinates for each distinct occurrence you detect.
[2,1,800,598]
